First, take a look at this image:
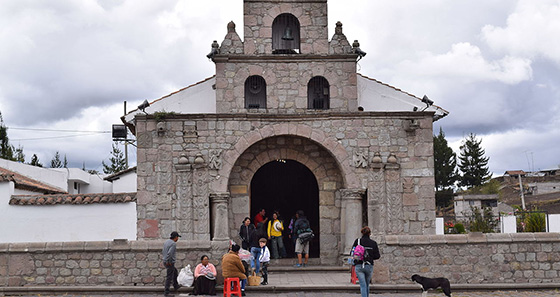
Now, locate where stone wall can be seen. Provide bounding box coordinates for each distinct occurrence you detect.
[135,112,436,247]
[2,234,560,287]
[243,0,329,55]
[214,58,358,113]
[373,233,560,284]
[0,240,226,287]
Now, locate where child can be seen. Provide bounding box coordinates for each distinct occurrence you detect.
[258,237,270,285]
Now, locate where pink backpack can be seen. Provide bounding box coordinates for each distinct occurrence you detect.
[352,239,366,261]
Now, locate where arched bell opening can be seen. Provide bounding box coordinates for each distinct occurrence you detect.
[272,13,301,54]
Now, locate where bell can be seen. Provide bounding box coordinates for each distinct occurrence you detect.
[282,26,294,40]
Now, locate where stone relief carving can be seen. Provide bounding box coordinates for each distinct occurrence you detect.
[353,150,368,168]
[136,132,152,148]
[209,150,222,170]
[183,124,198,143]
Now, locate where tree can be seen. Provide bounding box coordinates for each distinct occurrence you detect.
[30,154,43,167]
[458,133,491,188]
[0,112,15,160]
[102,143,128,174]
[433,127,458,191]
[50,151,64,168]
[13,145,25,163]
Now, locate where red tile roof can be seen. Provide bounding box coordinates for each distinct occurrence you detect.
[0,167,67,194]
[9,192,136,206]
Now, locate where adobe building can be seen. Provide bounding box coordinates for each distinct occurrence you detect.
[122,0,448,264]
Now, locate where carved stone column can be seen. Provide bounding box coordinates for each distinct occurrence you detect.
[341,188,365,253]
[210,192,230,241]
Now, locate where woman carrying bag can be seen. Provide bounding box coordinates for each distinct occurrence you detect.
[350,226,380,297]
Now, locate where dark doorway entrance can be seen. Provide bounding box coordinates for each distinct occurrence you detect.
[250,159,320,257]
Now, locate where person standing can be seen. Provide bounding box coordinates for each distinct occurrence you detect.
[351,226,381,297]
[267,211,285,259]
[222,244,247,296]
[258,238,270,285]
[253,208,267,227]
[162,231,181,296]
[239,217,255,250]
[292,210,311,267]
[249,224,262,274]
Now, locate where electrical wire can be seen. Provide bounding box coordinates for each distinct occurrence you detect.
[8,127,110,133]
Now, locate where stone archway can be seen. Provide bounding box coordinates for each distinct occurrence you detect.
[227,135,345,263]
[250,159,320,257]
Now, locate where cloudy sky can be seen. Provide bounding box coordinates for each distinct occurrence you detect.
[0,0,558,175]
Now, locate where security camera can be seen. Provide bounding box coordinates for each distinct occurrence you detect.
[138,100,150,112]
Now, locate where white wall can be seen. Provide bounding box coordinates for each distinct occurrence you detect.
[0,159,67,190]
[501,215,517,233]
[112,172,137,193]
[436,217,444,235]
[549,214,560,233]
[0,183,137,243]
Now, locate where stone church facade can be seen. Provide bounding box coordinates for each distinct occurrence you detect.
[128,0,447,264]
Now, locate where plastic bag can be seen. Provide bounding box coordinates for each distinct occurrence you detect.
[178,264,194,287]
[238,248,252,263]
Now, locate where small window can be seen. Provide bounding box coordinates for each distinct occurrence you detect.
[272,13,300,54]
[307,76,330,109]
[245,75,267,109]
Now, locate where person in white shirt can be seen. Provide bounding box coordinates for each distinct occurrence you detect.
[258,237,270,285]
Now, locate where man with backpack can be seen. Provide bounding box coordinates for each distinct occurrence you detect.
[350,226,381,297]
[292,210,313,268]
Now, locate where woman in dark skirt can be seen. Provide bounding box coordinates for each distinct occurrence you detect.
[193,255,217,295]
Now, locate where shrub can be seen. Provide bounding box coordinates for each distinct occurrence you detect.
[524,212,546,232]
[467,206,498,233]
[454,223,466,234]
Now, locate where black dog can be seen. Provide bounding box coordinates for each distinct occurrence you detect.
[411,274,452,297]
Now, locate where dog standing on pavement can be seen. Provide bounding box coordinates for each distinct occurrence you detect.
[411,274,452,297]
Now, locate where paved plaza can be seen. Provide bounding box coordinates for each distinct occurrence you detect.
[5,291,560,297]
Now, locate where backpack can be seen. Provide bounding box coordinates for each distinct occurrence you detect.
[350,239,374,265]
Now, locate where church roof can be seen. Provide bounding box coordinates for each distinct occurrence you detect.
[121,73,448,131]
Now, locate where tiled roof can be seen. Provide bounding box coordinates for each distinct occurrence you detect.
[0,167,67,194]
[505,170,526,176]
[9,192,137,206]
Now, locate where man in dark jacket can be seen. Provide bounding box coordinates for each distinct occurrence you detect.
[162,231,181,296]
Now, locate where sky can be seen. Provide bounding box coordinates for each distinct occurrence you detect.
[0,0,559,175]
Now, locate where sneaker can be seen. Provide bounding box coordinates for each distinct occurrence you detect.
[261,281,268,285]
[294,263,302,268]
[303,263,307,267]
[241,290,246,296]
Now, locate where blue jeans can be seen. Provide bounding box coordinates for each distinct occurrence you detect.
[250,247,261,274]
[355,263,373,297]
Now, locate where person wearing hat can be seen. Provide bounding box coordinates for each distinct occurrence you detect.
[162,231,181,296]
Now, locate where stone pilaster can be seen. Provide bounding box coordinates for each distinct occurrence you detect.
[341,188,365,253]
[210,192,230,241]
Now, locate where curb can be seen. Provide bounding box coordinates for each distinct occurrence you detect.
[2,283,560,295]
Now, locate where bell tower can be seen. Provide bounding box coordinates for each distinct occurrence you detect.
[210,0,361,113]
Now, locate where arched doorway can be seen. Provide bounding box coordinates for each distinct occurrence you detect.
[250,159,320,257]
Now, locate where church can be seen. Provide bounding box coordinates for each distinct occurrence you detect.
[122,0,448,264]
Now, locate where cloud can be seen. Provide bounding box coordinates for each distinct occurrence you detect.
[482,0,560,64]
[396,42,533,85]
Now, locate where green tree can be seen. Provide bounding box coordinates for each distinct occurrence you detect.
[433,127,458,190]
[30,154,43,167]
[50,151,64,168]
[0,112,15,160]
[458,133,491,188]
[102,143,128,174]
[467,206,498,233]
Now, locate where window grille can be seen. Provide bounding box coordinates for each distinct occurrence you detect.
[245,75,267,109]
[307,76,330,109]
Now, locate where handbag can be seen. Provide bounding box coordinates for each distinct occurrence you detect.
[247,271,261,286]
